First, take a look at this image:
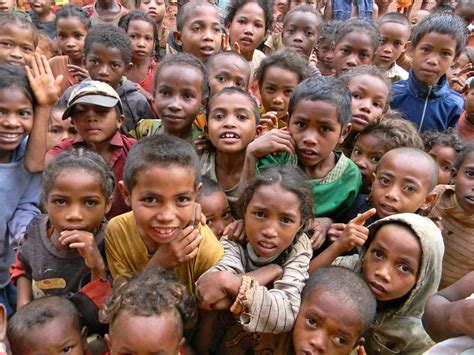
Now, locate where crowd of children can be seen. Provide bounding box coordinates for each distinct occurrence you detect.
[0,0,473,352]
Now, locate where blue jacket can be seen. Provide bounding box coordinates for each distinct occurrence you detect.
[390,70,463,133]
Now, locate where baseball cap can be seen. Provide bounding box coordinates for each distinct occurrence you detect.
[62,80,123,120]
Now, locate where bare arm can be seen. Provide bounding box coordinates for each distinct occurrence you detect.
[423,272,474,341]
[16,276,32,310]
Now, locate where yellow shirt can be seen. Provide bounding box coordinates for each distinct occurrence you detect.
[105,211,223,293]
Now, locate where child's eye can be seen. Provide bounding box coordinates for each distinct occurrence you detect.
[212,113,225,120]
[20,110,32,117]
[306,31,314,37]
[237,114,248,121]
[129,33,136,39]
[378,177,390,185]
[320,126,331,134]
[373,102,383,109]
[295,121,306,129]
[143,196,157,204]
[306,316,317,327]
[85,200,98,207]
[373,249,383,259]
[236,80,244,88]
[0,41,12,48]
[284,89,294,96]
[54,199,67,206]
[88,58,98,65]
[370,155,381,163]
[177,196,190,204]
[158,88,170,96]
[254,211,266,218]
[145,35,154,41]
[192,25,201,32]
[61,345,73,354]
[398,264,411,273]
[404,185,416,193]
[184,92,196,100]
[333,336,348,346]
[216,74,226,83]
[465,170,474,178]
[352,92,362,100]
[280,217,294,224]
[352,148,362,156]
[442,164,451,171]
[111,63,121,69]
[75,34,84,40]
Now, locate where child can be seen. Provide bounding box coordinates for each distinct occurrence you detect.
[59,24,154,135]
[201,87,259,211]
[292,267,376,354]
[281,6,322,74]
[391,12,468,133]
[423,271,474,349]
[313,20,339,77]
[50,5,90,96]
[119,11,159,96]
[243,76,360,220]
[0,12,37,68]
[338,65,391,151]
[10,149,113,332]
[173,0,222,64]
[48,80,135,219]
[206,51,251,97]
[425,144,474,289]
[0,63,53,315]
[225,0,273,76]
[256,49,309,129]
[101,267,195,354]
[458,78,474,141]
[409,9,430,36]
[195,166,313,352]
[82,0,128,26]
[46,105,77,150]
[422,128,464,185]
[351,113,423,193]
[198,177,233,239]
[342,147,438,225]
[27,0,55,40]
[447,47,474,93]
[332,18,380,76]
[138,0,166,30]
[7,296,88,354]
[311,212,444,353]
[105,134,223,293]
[374,12,411,83]
[132,53,207,142]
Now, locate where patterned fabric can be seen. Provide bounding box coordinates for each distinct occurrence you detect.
[427,185,474,289]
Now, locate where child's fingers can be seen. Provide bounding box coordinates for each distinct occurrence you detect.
[183,245,199,262]
[40,54,51,76]
[65,242,86,249]
[351,208,376,226]
[183,232,202,252]
[31,53,40,77]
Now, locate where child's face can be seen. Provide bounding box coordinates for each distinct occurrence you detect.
[23,316,85,355]
[56,17,88,63]
[289,0,317,11]
[363,224,421,302]
[0,0,15,13]
[292,288,364,354]
[28,0,52,16]
[288,99,346,172]
[333,32,375,75]
[139,0,166,24]
[207,92,257,154]
[447,52,470,81]
[46,170,110,234]
[199,191,232,238]
[228,2,266,60]
[0,23,35,67]
[453,152,474,214]
[122,165,197,247]
[107,311,183,355]
[245,183,302,258]
[260,66,299,120]
[409,10,429,35]
[47,110,77,150]
[374,22,410,70]
[208,56,250,96]
[347,75,388,132]
[85,43,127,89]
[0,87,33,163]
[428,144,457,185]
[128,19,155,61]
[411,32,457,86]
[316,39,334,70]
[371,153,435,218]
[154,65,204,136]
[281,12,320,57]
[176,5,222,63]
[465,87,474,122]
[71,104,123,146]
[351,133,388,193]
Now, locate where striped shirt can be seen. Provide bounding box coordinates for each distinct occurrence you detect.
[427,185,474,289]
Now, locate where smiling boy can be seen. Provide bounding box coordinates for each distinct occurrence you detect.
[391,12,468,132]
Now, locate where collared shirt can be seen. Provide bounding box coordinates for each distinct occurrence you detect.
[427,185,474,289]
[48,132,136,219]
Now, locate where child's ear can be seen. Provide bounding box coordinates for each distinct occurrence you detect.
[420,191,437,211]
[81,326,88,346]
[338,123,352,144]
[105,196,113,214]
[173,31,183,46]
[116,114,125,129]
[126,62,133,71]
[354,337,365,351]
[118,180,131,206]
[196,181,203,195]
[450,169,458,185]
[402,41,411,54]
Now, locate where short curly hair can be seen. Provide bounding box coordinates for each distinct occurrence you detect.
[358,110,424,150]
[84,24,132,64]
[256,48,309,88]
[422,127,465,153]
[100,267,197,334]
[225,0,273,33]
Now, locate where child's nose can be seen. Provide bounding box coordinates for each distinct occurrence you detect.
[345,55,358,68]
[374,263,391,282]
[9,46,23,60]
[65,205,84,221]
[2,114,21,128]
[309,331,328,353]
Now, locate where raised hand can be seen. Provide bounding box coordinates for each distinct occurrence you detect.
[450,63,474,93]
[67,64,89,83]
[25,53,63,107]
[222,32,241,53]
[223,219,246,244]
[335,208,376,253]
[247,128,296,159]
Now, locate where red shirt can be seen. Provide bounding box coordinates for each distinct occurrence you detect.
[48,132,136,219]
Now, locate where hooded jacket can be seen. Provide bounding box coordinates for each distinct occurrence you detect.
[391,71,463,133]
[59,78,153,135]
[334,213,444,354]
